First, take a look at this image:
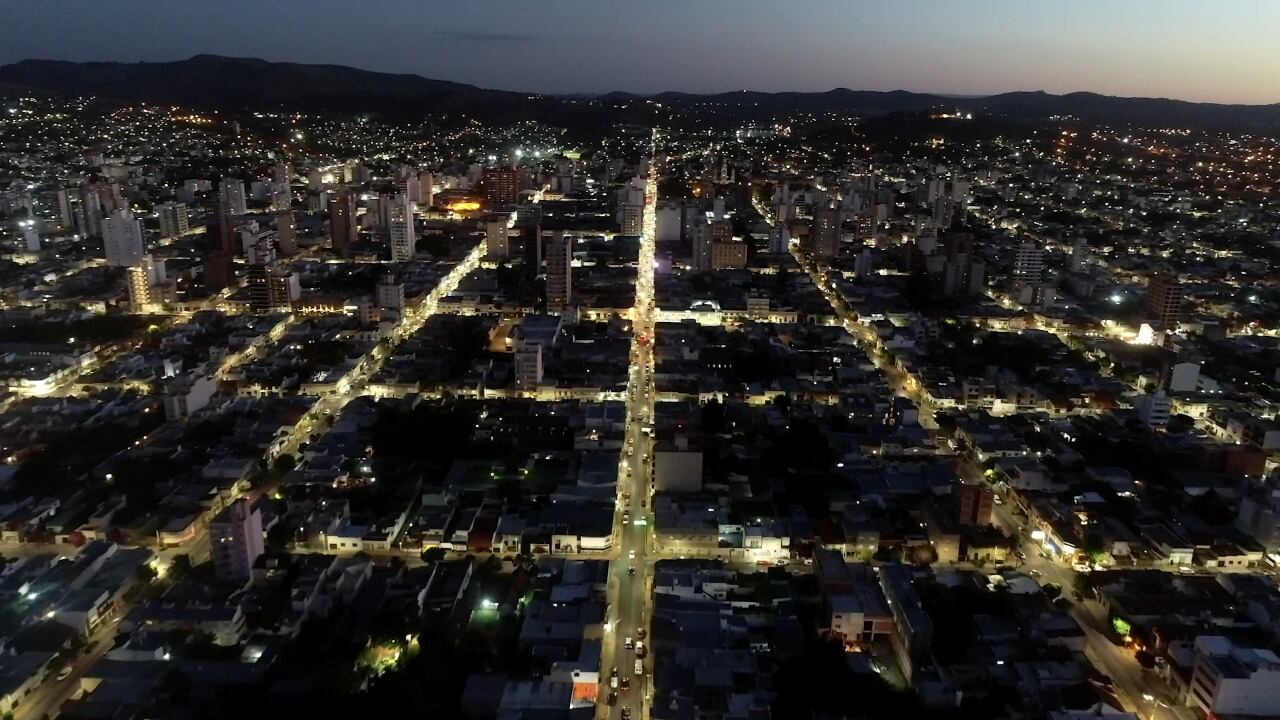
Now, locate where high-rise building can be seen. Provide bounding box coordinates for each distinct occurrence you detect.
[768,223,790,254]
[156,202,189,240]
[942,254,985,297]
[126,265,152,312]
[56,188,74,232]
[377,274,405,312]
[708,240,748,269]
[328,189,357,256]
[246,264,299,313]
[524,225,543,280]
[1182,636,1280,717]
[102,208,145,267]
[209,499,265,583]
[692,217,733,271]
[1135,390,1171,431]
[275,210,296,255]
[1144,272,1185,330]
[486,213,511,259]
[656,201,683,242]
[1012,241,1044,282]
[418,171,435,208]
[812,205,842,258]
[484,166,528,205]
[218,177,248,216]
[545,231,572,311]
[619,203,644,236]
[388,193,416,262]
[514,341,544,390]
[1069,238,1088,272]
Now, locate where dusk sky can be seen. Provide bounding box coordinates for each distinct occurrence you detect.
[4,0,1279,104]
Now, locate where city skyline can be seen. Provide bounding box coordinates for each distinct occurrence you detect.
[5,0,1280,104]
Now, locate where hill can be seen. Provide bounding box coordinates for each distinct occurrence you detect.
[2,55,1278,133]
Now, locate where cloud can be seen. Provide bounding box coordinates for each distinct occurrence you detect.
[432,30,540,44]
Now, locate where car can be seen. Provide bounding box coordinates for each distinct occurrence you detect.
[610,673,619,689]
[621,708,632,720]
[635,641,646,659]
[634,658,644,675]
[628,566,636,576]
[628,550,636,560]
[56,666,72,681]
[637,628,646,640]
[607,691,618,706]
[620,677,631,692]
[624,636,633,649]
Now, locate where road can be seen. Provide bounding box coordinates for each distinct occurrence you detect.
[788,226,1183,717]
[985,494,1178,719]
[14,606,126,720]
[6,242,486,719]
[601,137,659,720]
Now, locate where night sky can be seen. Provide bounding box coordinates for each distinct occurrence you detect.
[4,0,1278,104]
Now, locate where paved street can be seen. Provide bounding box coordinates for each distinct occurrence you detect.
[601,137,659,720]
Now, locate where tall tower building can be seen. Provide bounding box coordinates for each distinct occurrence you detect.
[328,189,357,256]
[376,274,405,312]
[218,177,248,217]
[812,205,842,258]
[246,264,298,313]
[209,499,265,583]
[156,202,189,240]
[486,213,511,259]
[388,193,416,262]
[619,204,644,236]
[1012,241,1044,282]
[102,208,145,267]
[1144,272,1185,330]
[418,171,435,208]
[275,210,296,255]
[1069,238,1088,272]
[545,231,572,311]
[484,166,528,205]
[126,265,152,312]
[524,226,543,280]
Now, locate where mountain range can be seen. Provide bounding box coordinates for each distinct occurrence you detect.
[2,55,1278,133]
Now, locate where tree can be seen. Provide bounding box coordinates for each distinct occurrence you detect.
[136,563,158,584]
[169,554,192,580]
[421,547,446,564]
[1082,532,1108,566]
[272,454,298,474]
[1072,571,1094,599]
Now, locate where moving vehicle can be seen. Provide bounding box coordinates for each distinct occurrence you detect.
[628,566,635,576]
[634,658,644,675]
[56,666,72,681]
[624,636,633,649]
